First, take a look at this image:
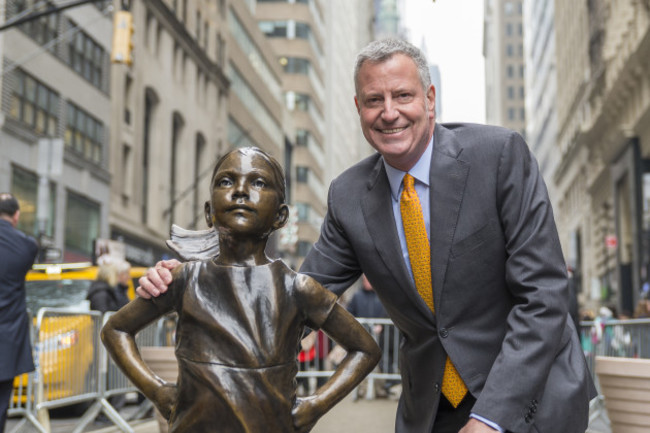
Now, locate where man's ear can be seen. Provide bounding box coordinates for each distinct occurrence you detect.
[12,210,20,228]
[354,95,361,114]
[204,201,214,228]
[273,204,290,230]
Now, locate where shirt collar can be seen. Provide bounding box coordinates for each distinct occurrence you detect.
[383,135,434,200]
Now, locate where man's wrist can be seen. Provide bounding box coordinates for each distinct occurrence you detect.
[469,413,504,432]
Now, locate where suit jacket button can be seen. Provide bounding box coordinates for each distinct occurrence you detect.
[434,383,440,393]
[440,328,449,338]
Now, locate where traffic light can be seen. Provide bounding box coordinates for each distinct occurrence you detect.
[111,11,134,66]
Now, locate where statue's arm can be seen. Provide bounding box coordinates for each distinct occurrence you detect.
[292,277,381,432]
[101,298,176,418]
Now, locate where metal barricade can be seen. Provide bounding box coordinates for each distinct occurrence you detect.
[8,312,39,433]
[8,308,103,433]
[74,313,177,433]
[296,318,401,400]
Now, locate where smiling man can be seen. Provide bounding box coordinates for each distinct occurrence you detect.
[299,38,597,433]
[138,38,596,433]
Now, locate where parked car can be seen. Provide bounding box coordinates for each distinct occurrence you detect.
[12,262,147,404]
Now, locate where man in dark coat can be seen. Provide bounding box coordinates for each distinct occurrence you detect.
[0,193,38,432]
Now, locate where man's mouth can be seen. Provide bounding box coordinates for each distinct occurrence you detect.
[378,127,407,134]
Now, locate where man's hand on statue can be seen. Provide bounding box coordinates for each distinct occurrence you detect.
[292,396,318,433]
[459,418,499,433]
[135,259,181,299]
[152,382,177,420]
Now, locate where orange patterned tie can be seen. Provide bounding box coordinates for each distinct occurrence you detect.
[400,173,468,408]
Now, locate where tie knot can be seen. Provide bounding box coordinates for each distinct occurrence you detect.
[403,174,415,192]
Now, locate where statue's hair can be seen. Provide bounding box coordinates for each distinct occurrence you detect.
[210,147,286,204]
[354,38,431,95]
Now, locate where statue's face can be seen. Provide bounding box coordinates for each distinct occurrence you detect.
[207,151,285,237]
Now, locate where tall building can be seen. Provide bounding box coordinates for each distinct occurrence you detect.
[0,1,114,262]
[324,0,374,184]
[523,0,559,203]
[554,0,650,314]
[225,1,288,257]
[428,64,442,121]
[253,0,327,265]
[108,0,229,265]
[483,0,526,137]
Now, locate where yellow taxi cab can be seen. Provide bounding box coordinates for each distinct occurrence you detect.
[12,262,147,403]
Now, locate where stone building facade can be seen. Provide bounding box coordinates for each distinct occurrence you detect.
[554,0,650,314]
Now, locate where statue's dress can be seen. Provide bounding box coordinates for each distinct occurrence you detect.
[151,259,338,433]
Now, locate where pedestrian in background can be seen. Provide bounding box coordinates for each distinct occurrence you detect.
[0,193,38,433]
[87,260,130,313]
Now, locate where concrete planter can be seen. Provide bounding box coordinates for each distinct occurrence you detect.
[595,356,650,433]
[140,347,178,433]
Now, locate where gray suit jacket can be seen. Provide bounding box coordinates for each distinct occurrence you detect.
[301,123,597,433]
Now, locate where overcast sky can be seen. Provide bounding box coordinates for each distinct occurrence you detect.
[402,0,486,124]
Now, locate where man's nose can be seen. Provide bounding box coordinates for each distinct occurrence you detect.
[381,98,399,122]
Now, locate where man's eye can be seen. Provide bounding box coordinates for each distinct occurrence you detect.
[218,178,232,187]
[252,179,266,188]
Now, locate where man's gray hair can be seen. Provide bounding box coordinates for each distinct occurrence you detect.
[354,38,431,95]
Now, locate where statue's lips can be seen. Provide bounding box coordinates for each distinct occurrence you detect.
[228,205,255,212]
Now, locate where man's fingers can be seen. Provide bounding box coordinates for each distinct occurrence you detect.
[161,259,181,270]
[135,286,153,299]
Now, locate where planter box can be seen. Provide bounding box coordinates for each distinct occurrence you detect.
[140,346,178,433]
[595,356,650,433]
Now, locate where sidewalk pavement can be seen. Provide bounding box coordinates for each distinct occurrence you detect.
[86,392,400,433]
[8,391,612,433]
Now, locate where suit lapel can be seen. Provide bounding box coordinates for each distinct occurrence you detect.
[430,125,470,310]
[361,158,435,320]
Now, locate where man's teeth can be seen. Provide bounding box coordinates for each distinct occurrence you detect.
[381,127,405,133]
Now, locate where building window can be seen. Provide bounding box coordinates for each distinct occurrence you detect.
[296,129,310,146]
[11,165,55,238]
[9,69,59,136]
[296,202,310,222]
[294,22,311,39]
[259,21,288,37]
[506,44,514,57]
[282,57,310,74]
[508,108,515,120]
[519,86,525,99]
[297,240,312,257]
[68,22,106,89]
[507,65,514,78]
[65,102,104,164]
[507,86,514,99]
[296,166,309,183]
[65,191,100,259]
[505,1,514,15]
[286,92,310,112]
[506,23,513,36]
[520,108,526,121]
[9,0,59,51]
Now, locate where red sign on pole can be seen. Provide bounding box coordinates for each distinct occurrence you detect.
[605,235,618,250]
